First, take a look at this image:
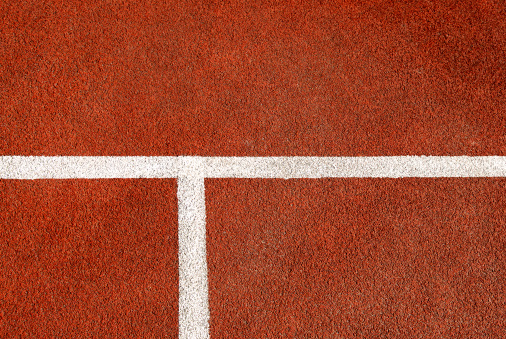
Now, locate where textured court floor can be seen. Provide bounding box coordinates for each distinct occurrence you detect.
[1,1,505,338]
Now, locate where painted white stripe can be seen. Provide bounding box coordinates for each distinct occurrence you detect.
[2,155,506,339]
[178,167,209,338]
[1,156,506,179]
[203,156,506,178]
[0,156,179,179]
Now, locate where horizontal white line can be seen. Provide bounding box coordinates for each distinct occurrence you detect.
[202,156,506,178]
[1,156,506,179]
[0,156,179,179]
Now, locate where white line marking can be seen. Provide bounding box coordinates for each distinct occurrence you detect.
[2,155,506,339]
[202,156,506,178]
[0,156,179,179]
[178,157,209,339]
[1,156,506,179]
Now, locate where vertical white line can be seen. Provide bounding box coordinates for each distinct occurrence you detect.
[178,175,210,339]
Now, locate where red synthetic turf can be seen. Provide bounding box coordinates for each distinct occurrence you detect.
[1,0,505,156]
[0,179,178,338]
[207,178,506,338]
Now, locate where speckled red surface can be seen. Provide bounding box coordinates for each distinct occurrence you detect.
[1,0,505,156]
[207,178,506,338]
[0,179,178,337]
[2,1,506,338]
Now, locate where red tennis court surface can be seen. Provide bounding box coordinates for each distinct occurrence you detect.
[207,178,506,338]
[1,0,506,338]
[1,0,505,156]
[0,179,178,338]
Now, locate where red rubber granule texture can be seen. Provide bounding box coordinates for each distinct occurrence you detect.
[206,178,506,338]
[0,179,178,338]
[1,0,505,156]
